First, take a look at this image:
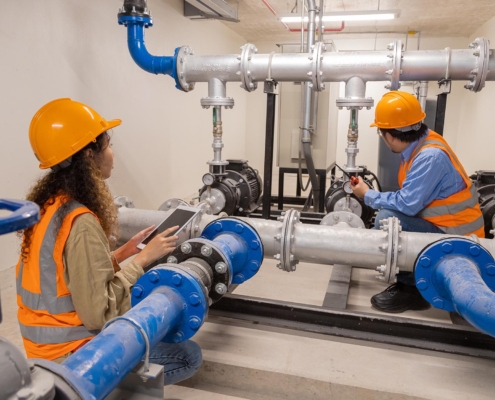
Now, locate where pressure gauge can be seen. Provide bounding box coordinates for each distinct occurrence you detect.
[343,181,353,195]
[202,173,215,186]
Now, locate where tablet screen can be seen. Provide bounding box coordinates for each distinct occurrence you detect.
[140,208,198,246]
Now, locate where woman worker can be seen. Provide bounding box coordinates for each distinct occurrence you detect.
[16,98,202,385]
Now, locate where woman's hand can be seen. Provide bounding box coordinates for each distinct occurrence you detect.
[113,225,156,263]
[133,226,179,268]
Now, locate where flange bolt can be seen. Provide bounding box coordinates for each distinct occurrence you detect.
[215,283,227,295]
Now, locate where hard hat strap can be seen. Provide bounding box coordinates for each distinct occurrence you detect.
[50,157,73,172]
[395,122,422,133]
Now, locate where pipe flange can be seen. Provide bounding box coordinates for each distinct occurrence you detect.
[275,209,300,272]
[465,37,491,92]
[238,43,258,92]
[200,96,235,109]
[310,42,327,91]
[114,195,135,209]
[385,40,403,90]
[414,238,495,312]
[201,217,264,284]
[176,46,196,92]
[131,265,209,343]
[168,238,231,303]
[158,198,190,211]
[336,97,374,110]
[320,211,365,229]
[376,217,401,283]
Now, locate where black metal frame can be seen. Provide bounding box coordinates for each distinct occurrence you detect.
[210,294,495,360]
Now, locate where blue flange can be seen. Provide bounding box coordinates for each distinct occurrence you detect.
[131,265,208,343]
[202,218,264,284]
[414,238,495,312]
[118,14,153,28]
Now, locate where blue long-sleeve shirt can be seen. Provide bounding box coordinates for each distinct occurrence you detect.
[364,132,466,216]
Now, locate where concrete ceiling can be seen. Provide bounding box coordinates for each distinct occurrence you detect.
[220,0,495,43]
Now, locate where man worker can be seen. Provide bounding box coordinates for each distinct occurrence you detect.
[352,91,484,314]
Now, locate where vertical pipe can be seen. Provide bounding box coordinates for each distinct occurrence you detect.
[301,0,320,212]
[61,287,183,400]
[262,91,277,219]
[418,81,428,112]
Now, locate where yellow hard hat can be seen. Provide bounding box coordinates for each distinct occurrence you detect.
[370,91,426,130]
[29,98,122,169]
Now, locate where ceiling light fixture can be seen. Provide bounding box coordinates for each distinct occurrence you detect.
[279,10,400,23]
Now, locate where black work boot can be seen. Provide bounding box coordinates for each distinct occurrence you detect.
[371,282,431,314]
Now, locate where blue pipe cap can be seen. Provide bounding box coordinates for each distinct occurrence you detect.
[414,238,495,311]
[202,218,264,284]
[131,265,208,343]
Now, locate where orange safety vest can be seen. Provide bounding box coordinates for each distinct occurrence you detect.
[398,130,484,238]
[16,196,95,360]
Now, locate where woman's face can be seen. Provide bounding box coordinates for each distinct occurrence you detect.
[95,139,114,180]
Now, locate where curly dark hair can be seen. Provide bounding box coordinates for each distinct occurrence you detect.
[380,123,429,143]
[19,132,118,260]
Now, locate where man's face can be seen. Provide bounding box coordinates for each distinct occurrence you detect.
[377,129,401,153]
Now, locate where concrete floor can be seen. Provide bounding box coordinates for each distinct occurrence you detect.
[2,178,495,399]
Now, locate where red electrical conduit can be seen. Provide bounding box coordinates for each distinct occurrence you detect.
[261,0,345,33]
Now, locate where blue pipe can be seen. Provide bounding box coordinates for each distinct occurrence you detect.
[0,199,39,235]
[202,219,264,284]
[46,287,183,400]
[436,257,495,337]
[118,15,182,89]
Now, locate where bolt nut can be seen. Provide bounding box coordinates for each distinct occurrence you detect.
[235,224,244,233]
[201,245,213,257]
[432,297,445,309]
[189,317,201,330]
[469,245,481,257]
[215,262,228,274]
[215,283,227,295]
[416,278,429,291]
[132,285,144,298]
[441,242,453,253]
[172,274,183,286]
[167,256,178,264]
[419,256,431,268]
[148,271,160,283]
[181,243,192,254]
[189,293,201,306]
[486,264,495,276]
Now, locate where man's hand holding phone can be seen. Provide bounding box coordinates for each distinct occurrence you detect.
[134,226,179,268]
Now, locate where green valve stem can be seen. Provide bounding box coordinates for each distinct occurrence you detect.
[213,108,217,126]
[351,109,357,130]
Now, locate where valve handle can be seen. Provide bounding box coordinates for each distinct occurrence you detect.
[0,199,40,235]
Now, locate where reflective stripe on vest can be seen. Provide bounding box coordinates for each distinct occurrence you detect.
[418,185,479,218]
[16,201,81,314]
[439,216,484,236]
[19,322,96,344]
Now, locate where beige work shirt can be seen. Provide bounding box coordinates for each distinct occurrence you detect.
[62,213,143,331]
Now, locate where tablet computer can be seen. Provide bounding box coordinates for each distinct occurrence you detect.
[136,205,200,250]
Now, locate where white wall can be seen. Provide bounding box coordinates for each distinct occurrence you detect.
[0,0,247,270]
[454,16,495,174]
[247,36,469,182]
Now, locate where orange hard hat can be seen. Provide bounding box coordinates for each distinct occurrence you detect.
[370,91,426,130]
[29,98,122,169]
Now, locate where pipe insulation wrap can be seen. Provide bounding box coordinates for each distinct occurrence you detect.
[436,257,495,337]
[60,287,183,400]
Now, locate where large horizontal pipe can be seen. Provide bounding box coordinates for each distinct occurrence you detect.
[118,207,495,273]
[182,48,494,84]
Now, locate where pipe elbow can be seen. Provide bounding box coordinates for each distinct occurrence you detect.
[126,23,174,76]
